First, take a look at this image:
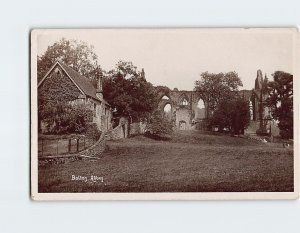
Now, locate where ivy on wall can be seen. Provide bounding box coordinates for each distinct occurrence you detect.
[38,65,95,134]
[38,66,81,107]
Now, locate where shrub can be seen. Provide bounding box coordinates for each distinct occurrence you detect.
[280,129,293,139]
[41,103,94,135]
[145,110,173,139]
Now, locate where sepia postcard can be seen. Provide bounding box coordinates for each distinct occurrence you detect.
[31,28,299,200]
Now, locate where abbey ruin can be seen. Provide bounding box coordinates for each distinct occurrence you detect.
[156,70,280,136]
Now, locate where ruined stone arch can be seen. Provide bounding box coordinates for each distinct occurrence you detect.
[193,94,207,119]
[159,99,173,111]
[155,86,175,111]
[155,86,172,100]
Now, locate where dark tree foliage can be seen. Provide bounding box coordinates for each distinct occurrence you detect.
[266,71,293,139]
[37,38,101,86]
[145,110,174,138]
[41,103,94,134]
[195,71,243,117]
[210,97,250,135]
[103,61,158,122]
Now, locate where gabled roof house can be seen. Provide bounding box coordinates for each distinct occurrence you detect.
[38,61,112,132]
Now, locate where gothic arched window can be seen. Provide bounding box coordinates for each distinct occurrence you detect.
[181,98,188,106]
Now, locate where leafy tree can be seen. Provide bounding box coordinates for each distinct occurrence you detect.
[210,97,250,134]
[37,38,101,85]
[194,71,243,118]
[103,61,157,122]
[145,110,173,138]
[266,71,293,139]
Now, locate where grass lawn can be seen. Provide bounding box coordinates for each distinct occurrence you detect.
[38,130,294,192]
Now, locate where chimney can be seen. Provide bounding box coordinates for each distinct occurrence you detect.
[96,73,103,100]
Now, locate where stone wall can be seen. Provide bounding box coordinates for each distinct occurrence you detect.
[245,120,280,136]
[175,107,192,130]
[130,122,147,136]
[105,118,147,139]
[105,117,129,140]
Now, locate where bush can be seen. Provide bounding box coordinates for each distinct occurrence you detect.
[280,129,293,139]
[145,110,173,139]
[41,103,94,135]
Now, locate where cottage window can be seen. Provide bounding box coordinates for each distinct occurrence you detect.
[56,70,61,77]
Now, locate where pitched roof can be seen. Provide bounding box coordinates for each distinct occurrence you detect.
[59,62,111,106]
[38,61,110,106]
[57,61,98,100]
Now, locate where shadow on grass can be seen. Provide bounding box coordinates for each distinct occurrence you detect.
[143,132,172,141]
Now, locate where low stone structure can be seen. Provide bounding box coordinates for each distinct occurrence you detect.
[105,117,129,140]
[129,121,147,136]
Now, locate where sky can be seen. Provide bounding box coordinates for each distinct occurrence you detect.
[36,28,296,91]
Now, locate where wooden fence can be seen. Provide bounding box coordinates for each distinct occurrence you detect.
[38,136,97,157]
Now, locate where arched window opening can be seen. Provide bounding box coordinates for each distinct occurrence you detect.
[181,98,188,106]
[249,99,254,120]
[195,99,205,119]
[164,104,172,121]
[179,120,187,130]
[161,95,170,100]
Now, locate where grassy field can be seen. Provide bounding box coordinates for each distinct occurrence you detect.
[38,130,294,192]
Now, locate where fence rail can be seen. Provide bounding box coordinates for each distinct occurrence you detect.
[38,136,97,157]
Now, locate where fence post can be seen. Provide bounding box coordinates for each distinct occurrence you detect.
[68,139,71,153]
[41,139,44,157]
[56,139,59,155]
[76,138,79,152]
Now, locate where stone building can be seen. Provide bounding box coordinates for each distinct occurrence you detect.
[156,87,207,130]
[38,61,112,133]
[244,70,279,136]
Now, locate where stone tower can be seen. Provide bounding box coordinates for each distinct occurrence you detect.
[255,69,263,90]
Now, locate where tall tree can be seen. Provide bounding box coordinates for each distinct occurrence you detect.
[266,71,293,139]
[210,96,250,134]
[103,61,157,122]
[194,71,243,117]
[37,38,101,85]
